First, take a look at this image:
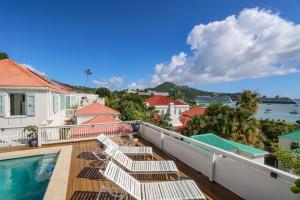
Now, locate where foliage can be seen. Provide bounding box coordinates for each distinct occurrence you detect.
[96,87,111,98]
[152,114,174,131]
[151,82,240,101]
[291,179,300,194]
[23,125,38,140]
[0,51,9,60]
[182,91,266,148]
[106,92,153,122]
[272,143,300,176]
[260,119,300,145]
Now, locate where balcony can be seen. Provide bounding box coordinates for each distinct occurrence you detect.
[0,121,299,200]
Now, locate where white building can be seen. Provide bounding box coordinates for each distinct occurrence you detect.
[144,95,190,126]
[0,59,98,127]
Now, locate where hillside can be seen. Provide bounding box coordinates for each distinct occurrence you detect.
[151,82,240,101]
[53,80,97,94]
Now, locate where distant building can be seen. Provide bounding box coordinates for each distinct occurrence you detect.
[175,106,206,131]
[144,95,189,126]
[127,90,169,96]
[75,102,120,124]
[0,59,99,127]
[195,95,233,106]
[192,133,269,164]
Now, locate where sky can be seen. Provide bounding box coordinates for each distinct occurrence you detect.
[1,0,300,97]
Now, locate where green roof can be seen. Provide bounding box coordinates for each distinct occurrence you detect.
[292,148,300,155]
[191,133,268,157]
[226,140,268,156]
[279,130,300,142]
[192,133,237,151]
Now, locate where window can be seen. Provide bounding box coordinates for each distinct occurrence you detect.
[291,142,299,150]
[10,93,26,116]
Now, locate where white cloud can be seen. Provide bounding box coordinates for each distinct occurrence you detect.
[151,8,300,85]
[93,76,124,89]
[21,64,46,76]
[128,80,147,90]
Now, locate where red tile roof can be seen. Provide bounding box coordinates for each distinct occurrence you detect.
[76,103,120,116]
[177,107,207,131]
[181,107,206,117]
[82,116,120,124]
[0,59,68,93]
[144,95,187,106]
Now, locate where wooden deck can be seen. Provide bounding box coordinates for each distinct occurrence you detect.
[1,137,243,200]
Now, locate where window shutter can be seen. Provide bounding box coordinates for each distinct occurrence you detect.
[0,93,5,117]
[60,94,65,110]
[53,95,59,113]
[66,96,71,109]
[26,93,35,116]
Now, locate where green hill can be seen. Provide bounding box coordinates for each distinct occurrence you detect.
[150,82,240,101]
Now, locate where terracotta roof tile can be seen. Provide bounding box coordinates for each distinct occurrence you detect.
[181,107,206,117]
[0,59,68,93]
[144,95,187,106]
[76,103,120,116]
[82,116,120,124]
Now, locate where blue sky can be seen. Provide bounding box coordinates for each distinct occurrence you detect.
[1,0,300,97]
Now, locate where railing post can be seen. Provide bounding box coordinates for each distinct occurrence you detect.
[37,127,42,147]
[160,130,164,150]
[209,151,216,181]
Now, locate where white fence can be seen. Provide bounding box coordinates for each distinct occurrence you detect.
[140,122,299,200]
[0,121,135,147]
[0,127,29,147]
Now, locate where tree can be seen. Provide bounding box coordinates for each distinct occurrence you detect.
[0,51,9,60]
[182,115,208,137]
[236,90,260,113]
[84,69,92,86]
[96,87,110,98]
[152,114,174,131]
[272,143,300,175]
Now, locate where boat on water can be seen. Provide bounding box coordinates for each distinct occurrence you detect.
[264,108,272,113]
[289,110,299,114]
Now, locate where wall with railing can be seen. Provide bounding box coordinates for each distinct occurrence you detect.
[140,122,299,200]
[0,126,28,147]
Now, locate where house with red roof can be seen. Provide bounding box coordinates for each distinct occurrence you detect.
[176,106,207,131]
[0,59,98,127]
[144,95,190,126]
[75,102,120,124]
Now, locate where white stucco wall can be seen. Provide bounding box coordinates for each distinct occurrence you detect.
[0,89,49,128]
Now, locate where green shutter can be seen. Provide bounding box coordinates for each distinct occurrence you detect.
[66,96,71,109]
[0,93,5,117]
[26,93,35,116]
[71,96,76,106]
[53,95,59,113]
[60,94,65,110]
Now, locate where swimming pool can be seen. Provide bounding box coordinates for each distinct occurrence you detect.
[0,153,58,200]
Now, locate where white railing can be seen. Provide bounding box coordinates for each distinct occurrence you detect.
[38,121,134,145]
[139,122,299,200]
[0,126,29,147]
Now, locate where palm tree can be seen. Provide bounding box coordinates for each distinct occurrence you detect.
[182,115,208,137]
[84,69,92,86]
[236,90,260,114]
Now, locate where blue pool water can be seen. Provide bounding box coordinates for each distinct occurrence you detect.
[0,153,58,200]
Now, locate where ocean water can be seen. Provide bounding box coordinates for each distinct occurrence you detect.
[0,153,58,200]
[256,103,300,123]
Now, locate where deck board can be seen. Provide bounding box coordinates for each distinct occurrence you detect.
[0,137,243,200]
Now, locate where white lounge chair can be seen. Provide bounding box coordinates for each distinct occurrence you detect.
[103,146,179,178]
[97,134,153,159]
[97,161,206,200]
